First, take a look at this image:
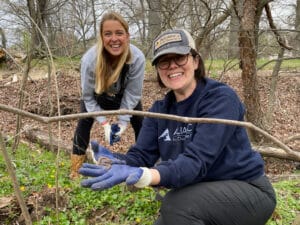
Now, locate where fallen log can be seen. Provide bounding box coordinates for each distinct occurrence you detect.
[24,126,71,153]
[22,126,300,162]
[253,145,300,162]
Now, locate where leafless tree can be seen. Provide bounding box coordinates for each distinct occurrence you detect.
[145,0,162,56]
[69,0,95,51]
[237,0,271,142]
[228,0,243,59]
[0,27,7,49]
[26,0,49,54]
[294,0,300,53]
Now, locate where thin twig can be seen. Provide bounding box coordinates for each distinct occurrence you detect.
[0,132,32,225]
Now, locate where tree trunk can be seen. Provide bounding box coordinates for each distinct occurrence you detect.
[228,1,243,59]
[293,0,300,55]
[0,28,6,63]
[91,0,97,38]
[0,27,7,49]
[238,0,266,142]
[146,0,161,57]
[12,48,33,152]
[26,0,49,56]
[266,47,284,123]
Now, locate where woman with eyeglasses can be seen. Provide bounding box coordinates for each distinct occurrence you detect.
[70,11,145,179]
[79,29,276,225]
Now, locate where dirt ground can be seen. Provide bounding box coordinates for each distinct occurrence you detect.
[0,67,299,224]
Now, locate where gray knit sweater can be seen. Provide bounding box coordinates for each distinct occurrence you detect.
[80,44,145,123]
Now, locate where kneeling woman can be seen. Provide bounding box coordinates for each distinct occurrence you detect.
[79,28,276,225]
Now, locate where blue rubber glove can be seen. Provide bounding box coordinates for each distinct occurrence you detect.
[79,163,143,191]
[79,163,108,177]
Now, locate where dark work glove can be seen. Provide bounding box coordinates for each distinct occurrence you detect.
[110,123,121,145]
[79,163,144,190]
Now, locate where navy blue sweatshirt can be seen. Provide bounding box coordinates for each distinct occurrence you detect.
[114,78,264,189]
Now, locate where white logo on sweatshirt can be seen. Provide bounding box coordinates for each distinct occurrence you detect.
[159,124,193,142]
[173,124,193,141]
[158,129,171,141]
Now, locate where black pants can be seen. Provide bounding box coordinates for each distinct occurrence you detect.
[154,175,276,225]
[73,100,143,155]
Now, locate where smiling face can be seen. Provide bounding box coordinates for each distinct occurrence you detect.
[101,20,129,57]
[156,53,199,101]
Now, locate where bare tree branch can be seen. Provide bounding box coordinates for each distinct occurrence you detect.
[265,3,293,50]
[284,134,300,144]
[1,103,299,161]
[257,56,300,70]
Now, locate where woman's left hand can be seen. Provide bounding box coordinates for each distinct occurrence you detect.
[79,163,143,191]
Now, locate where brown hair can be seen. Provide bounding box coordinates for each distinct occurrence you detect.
[155,49,205,88]
[95,11,132,94]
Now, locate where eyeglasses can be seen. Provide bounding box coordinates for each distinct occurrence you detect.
[156,54,191,70]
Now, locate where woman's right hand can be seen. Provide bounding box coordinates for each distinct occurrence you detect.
[101,121,111,144]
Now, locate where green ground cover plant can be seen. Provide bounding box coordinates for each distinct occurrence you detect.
[0,143,299,224]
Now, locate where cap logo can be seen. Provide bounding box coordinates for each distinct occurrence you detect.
[154,33,182,51]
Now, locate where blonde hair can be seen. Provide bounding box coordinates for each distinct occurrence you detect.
[95,11,132,94]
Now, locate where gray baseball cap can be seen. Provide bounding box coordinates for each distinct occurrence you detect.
[152,29,196,65]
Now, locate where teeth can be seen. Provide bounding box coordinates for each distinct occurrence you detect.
[169,73,182,78]
[112,45,120,48]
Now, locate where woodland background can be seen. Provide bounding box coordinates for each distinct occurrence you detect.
[0,0,299,224]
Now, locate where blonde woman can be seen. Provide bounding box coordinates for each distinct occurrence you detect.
[70,11,145,179]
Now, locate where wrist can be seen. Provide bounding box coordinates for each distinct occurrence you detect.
[134,167,152,188]
[96,116,107,124]
[149,168,160,185]
[101,120,109,126]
